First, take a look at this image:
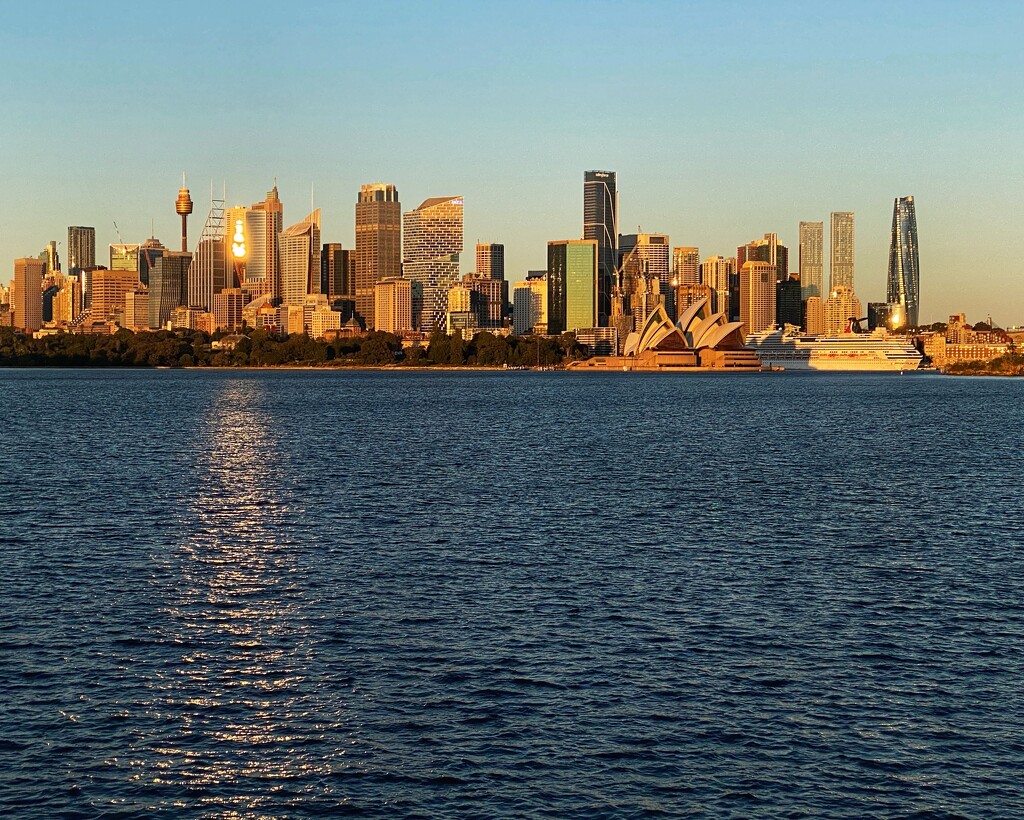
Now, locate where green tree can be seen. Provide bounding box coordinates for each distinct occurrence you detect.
[449,329,465,365]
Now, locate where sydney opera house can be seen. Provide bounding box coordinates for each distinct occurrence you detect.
[568,297,764,371]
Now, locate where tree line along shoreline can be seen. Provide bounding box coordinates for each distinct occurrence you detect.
[0,327,583,369]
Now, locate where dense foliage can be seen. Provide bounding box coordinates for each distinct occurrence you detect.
[0,327,583,369]
[945,353,1024,376]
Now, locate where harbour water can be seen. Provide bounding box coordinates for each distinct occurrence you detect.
[1,369,1022,817]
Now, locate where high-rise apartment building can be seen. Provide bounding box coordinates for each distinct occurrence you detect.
[739,260,775,334]
[673,247,701,285]
[547,239,598,335]
[279,210,322,306]
[798,221,823,300]
[13,258,44,332]
[829,212,855,292]
[887,196,920,328]
[701,255,735,317]
[475,243,505,280]
[583,170,616,325]
[824,285,862,335]
[67,226,96,272]
[355,183,401,329]
[403,196,463,332]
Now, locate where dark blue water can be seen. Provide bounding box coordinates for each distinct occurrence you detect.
[1,369,1022,817]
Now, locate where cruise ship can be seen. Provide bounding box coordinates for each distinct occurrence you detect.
[745,325,923,371]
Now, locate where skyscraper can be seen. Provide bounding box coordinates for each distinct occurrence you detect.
[798,221,823,300]
[322,243,354,301]
[887,196,920,328]
[13,258,44,332]
[583,170,616,326]
[67,226,96,272]
[149,252,191,329]
[829,212,855,292]
[403,196,463,332]
[475,243,505,280]
[251,183,284,299]
[90,269,140,323]
[188,197,227,310]
[279,210,322,306]
[776,274,802,329]
[737,233,788,284]
[137,237,166,288]
[739,260,775,334]
[547,239,598,335]
[39,241,60,275]
[355,183,401,329]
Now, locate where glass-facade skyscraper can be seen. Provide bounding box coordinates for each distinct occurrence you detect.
[547,239,597,335]
[887,196,920,328]
[583,170,616,326]
[403,196,463,332]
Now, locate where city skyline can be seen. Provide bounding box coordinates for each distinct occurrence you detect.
[1,2,1022,323]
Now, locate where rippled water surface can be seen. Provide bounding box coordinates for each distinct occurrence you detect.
[2,369,1023,817]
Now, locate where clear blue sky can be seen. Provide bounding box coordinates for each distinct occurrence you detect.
[2,0,1022,324]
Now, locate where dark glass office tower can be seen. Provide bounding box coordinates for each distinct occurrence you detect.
[887,196,920,328]
[583,170,616,326]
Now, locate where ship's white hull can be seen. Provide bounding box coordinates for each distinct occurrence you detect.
[758,354,921,372]
[746,329,923,372]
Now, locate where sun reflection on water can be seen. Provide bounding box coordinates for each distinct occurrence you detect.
[123,377,344,811]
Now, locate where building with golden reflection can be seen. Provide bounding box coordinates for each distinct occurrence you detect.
[89,269,139,324]
[13,258,44,332]
[356,183,401,330]
[673,246,700,285]
[739,260,775,334]
[824,286,862,335]
[374,277,413,335]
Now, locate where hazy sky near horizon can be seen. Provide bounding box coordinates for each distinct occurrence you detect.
[2,0,1022,323]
